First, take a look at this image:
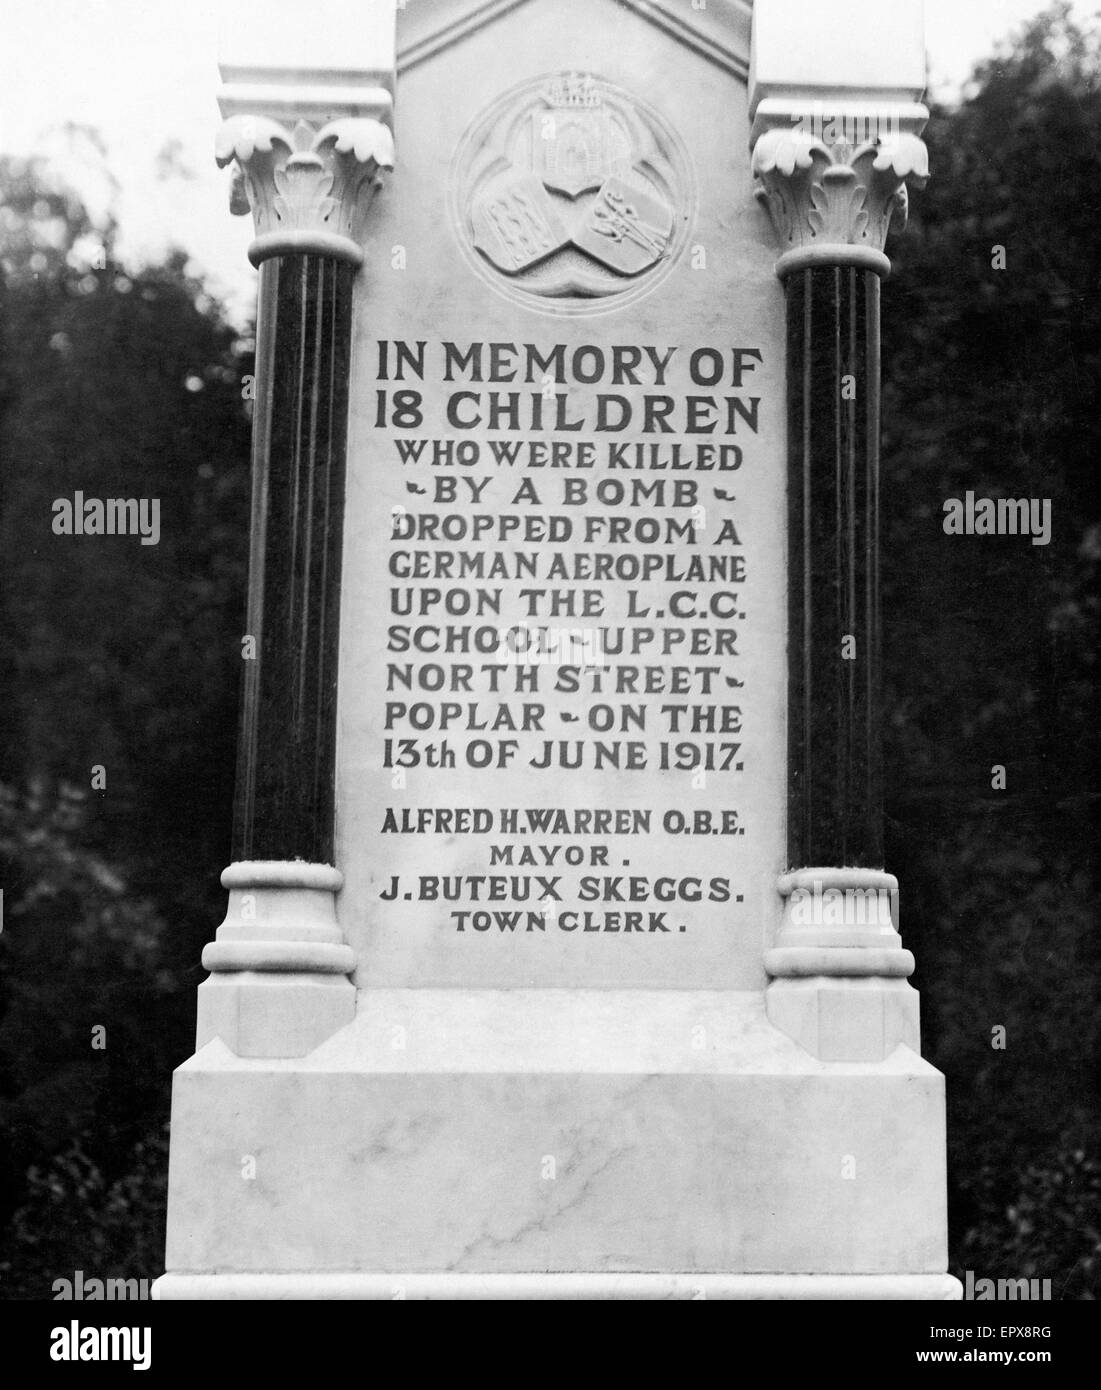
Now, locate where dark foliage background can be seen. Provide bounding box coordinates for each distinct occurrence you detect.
[0,2,1097,1300]
[882,3,1101,1299]
[0,150,251,1295]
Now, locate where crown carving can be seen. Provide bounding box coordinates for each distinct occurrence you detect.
[543,73,602,109]
[216,116,395,267]
[752,126,929,277]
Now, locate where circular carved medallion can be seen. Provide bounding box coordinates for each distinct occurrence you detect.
[452,72,694,314]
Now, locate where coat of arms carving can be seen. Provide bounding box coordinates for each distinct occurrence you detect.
[455,73,690,309]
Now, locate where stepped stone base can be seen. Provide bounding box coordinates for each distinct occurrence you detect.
[157,989,954,1298]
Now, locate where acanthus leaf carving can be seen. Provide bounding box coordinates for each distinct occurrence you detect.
[808,167,869,246]
[751,127,828,180]
[752,118,929,274]
[216,115,395,267]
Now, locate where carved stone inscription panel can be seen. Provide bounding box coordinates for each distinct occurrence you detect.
[338,0,786,990]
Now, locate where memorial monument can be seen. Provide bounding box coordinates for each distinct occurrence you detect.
[154,0,960,1299]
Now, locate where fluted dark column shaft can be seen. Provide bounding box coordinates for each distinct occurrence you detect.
[785,266,882,870]
[233,254,354,864]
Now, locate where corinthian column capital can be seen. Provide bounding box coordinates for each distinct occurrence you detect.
[216,115,394,266]
[749,0,929,277]
[751,123,929,277]
[216,0,397,266]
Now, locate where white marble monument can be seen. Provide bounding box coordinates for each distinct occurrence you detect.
[155,0,960,1300]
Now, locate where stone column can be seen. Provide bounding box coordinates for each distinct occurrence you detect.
[195,15,395,1058]
[749,0,930,1061]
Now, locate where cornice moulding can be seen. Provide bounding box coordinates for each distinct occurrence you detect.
[750,0,927,116]
[217,0,397,125]
[750,95,929,148]
[218,83,394,127]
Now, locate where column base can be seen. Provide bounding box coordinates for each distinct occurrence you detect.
[154,1271,962,1300]
[196,972,356,1059]
[197,862,356,1057]
[767,870,920,1060]
[766,976,921,1062]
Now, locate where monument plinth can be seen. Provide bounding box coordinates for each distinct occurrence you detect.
[155,0,960,1300]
